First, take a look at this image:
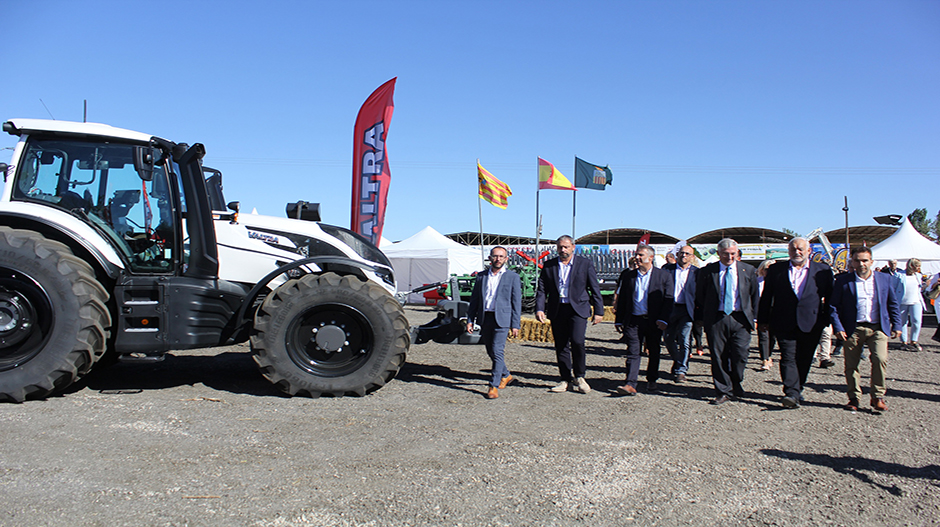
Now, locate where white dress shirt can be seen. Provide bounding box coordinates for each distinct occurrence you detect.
[855,273,879,323]
[558,259,573,303]
[483,266,506,312]
[674,266,692,304]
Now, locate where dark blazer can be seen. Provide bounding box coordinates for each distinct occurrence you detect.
[758,260,833,335]
[694,261,760,329]
[614,267,674,325]
[830,271,901,336]
[661,263,698,319]
[467,268,522,329]
[536,255,604,319]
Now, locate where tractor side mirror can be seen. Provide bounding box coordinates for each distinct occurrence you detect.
[227,201,240,213]
[133,146,155,181]
[0,163,7,182]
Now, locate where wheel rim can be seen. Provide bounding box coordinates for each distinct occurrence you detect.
[0,268,54,371]
[285,303,375,377]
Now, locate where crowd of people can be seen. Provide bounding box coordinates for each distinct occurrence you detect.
[465,235,939,411]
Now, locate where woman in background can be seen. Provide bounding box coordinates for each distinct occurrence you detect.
[899,258,926,352]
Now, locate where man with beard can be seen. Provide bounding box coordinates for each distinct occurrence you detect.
[467,246,522,399]
[758,238,833,408]
[536,235,604,394]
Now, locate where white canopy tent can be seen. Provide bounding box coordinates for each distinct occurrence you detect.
[383,226,485,303]
[871,218,940,276]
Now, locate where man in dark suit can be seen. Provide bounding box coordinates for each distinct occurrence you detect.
[614,245,674,394]
[536,235,604,394]
[694,238,760,405]
[830,246,901,412]
[757,238,833,408]
[662,245,698,383]
[467,246,522,400]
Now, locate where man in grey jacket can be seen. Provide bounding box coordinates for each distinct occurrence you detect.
[467,246,522,399]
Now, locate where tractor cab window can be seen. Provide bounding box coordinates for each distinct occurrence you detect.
[13,138,178,274]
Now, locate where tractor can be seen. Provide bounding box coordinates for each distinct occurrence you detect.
[0,118,408,402]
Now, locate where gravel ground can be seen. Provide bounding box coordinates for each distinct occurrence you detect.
[1,305,938,526]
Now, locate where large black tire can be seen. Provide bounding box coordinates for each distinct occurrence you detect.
[0,227,111,402]
[250,272,409,397]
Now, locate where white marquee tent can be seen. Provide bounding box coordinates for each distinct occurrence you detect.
[871,218,940,276]
[383,226,485,302]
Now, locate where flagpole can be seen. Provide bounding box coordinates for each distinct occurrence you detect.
[535,158,540,270]
[475,161,487,268]
[572,162,577,239]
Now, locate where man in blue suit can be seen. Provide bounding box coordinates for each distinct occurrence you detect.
[614,245,674,394]
[830,246,901,412]
[467,246,522,399]
[757,238,833,408]
[536,235,604,394]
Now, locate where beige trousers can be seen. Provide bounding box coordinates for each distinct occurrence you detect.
[843,324,889,400]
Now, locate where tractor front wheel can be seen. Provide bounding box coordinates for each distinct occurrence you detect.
[250,272,408,397]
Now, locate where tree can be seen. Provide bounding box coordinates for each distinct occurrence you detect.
[934,210,940,241]
[781,227,802,239]
[908,208,935,238]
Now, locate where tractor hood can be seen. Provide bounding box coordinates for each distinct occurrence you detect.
[214,211,395,292]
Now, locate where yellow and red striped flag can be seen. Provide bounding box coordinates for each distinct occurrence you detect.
[538,157,575,190]
[478,162,512,209]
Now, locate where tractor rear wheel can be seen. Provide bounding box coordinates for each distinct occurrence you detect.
[0,227,111,402]
[250,272,408,397]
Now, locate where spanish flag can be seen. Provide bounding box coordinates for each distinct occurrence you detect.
[538,157,575,190]
[478,162,512,209]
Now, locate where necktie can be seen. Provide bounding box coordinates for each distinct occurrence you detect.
[723,266,734,315]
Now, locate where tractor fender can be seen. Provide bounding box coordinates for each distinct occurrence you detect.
[0,208,123,281]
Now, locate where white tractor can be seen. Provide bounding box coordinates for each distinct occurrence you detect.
[0,118,409,402]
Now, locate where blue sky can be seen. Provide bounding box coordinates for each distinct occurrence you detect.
[2,1,937,243]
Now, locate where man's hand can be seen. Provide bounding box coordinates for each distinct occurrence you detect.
[592,315,604,325]
[511,328,520,338]
[466,323,474,334]
[757,323,769,334]
[656,320,667,331]
[891,330,902,339]
[536,311,547,323]
[835,331,848,341]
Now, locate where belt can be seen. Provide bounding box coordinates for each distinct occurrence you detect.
[857,321,880,328]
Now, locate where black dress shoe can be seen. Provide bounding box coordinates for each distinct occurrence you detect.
[781,396,799,409]
[710,394,732,405]
[819,359,835,368]
[646,381,659,393]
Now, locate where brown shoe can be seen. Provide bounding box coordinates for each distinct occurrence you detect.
[616,384,638,396]
[845,398,859,411]
[498,375,514,389]
[676,373,687,383]
[486,387,499,399]
[871,397,887,412]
